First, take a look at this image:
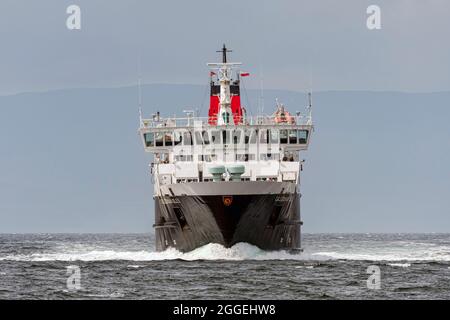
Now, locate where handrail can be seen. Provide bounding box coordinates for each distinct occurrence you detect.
[140,114,312,128]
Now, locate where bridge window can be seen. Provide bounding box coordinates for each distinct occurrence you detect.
[260,129,269,144]
[222,130,230,144]
[202,131,210,145]
[155,132,164,146]
[183,132,193,145]
[297,130,309,144]
[269,129,279,144]
[194,132,203,145]
[233,129,242,144]
[289,130,297,144]
[249,129,258,144]
[174,132,183,146]
[144,132,154,147]
[211,130,221,144]
[165,132,173,146]
[280,130,288,144]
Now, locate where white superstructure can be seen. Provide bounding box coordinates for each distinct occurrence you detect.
[139,45,314,252]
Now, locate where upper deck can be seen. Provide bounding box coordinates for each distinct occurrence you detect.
[139,114,313,153]
[138,45,313,189]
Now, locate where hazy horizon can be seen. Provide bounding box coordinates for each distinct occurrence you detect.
[4,83,450,98]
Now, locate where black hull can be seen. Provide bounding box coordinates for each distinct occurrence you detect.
[153,183,301,252]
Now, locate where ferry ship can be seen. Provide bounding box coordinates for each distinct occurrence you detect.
[139,45,313,252]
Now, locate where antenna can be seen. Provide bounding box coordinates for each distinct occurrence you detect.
[258,64,265,117]
[138,53,142,107]
[138,77,142,107]
[306,63,313,124]
[217,44,232,63]
[137,52,143,126]
[308,92,312,108]
[307,92,313,124]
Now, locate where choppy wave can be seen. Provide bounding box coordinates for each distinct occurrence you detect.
[2,240,450,262]
[314,244,450,262]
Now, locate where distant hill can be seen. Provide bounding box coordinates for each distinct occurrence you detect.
[1,85,449,233]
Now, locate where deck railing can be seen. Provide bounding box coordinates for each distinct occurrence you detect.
[140,114,312,128]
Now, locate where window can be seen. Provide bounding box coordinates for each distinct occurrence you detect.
[297,130,309,144]
[269,129,279,144]
[155,132,164,146]
[280,130,288,144]
[202,131,210,145]
[211,130,221,144]
[175,155,193,162]
[183,132,193,146]
[260,153,280,160]
[222,130,230,144]
[249,129,258,144]
[158,153,169,163]
[237,154,255,161]
[165,132,173,146]
[233,129,242,144]
[244,129,250,144]
[194,132,203,145]
[289,130,297,144]
[203,154,216,162]
[222,112,231,124]
[144,132,154,147]
[174,131,183,145]
[235,154,248,161]
[259,129,268,144]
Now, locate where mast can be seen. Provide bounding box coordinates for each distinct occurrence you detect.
[217,43,232,63]
[208,44,241,125]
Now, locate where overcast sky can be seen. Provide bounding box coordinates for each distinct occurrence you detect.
[0,0,450,95]
[1,1,449,234]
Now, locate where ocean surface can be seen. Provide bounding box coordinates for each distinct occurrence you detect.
[0,233,449,299]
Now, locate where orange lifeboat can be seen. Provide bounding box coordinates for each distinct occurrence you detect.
[273,102,295,124]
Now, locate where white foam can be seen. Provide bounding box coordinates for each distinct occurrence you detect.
[388,263,411,268]
[2,241,450,262]
[314,244,450,262]
[0,242,328,262]
[295,265,315,269]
